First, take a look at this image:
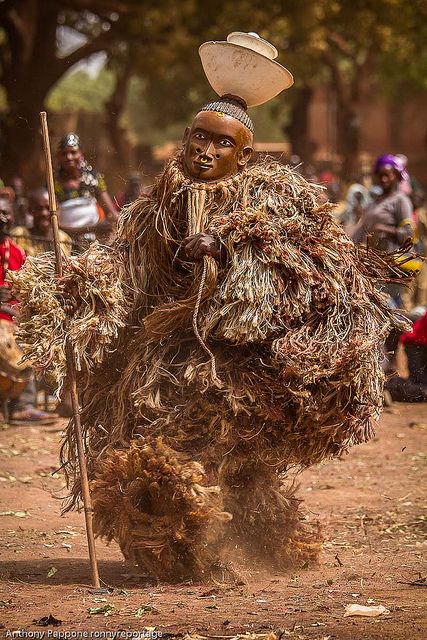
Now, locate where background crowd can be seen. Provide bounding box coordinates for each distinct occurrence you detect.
[0,0,426,423]
[0,134,426,423]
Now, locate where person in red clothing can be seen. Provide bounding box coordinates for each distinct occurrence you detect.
[401,310,427,386]
[0,196,55,423]
[386,309,427,402]
[0,195,25,319]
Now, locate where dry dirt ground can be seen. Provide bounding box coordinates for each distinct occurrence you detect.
[0,403,426,639]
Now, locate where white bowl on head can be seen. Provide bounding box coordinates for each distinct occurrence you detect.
[199,39,293,107]
[227,32,278,59]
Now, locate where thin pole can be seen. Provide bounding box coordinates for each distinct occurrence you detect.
[39,111,100,589]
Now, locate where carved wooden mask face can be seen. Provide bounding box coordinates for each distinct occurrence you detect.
[182,111,253,181]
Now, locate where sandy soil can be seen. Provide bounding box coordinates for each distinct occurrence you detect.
[0,403,426,639]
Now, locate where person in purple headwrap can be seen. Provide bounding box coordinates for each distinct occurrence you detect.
[349,154,415,374]
[350,153,413,256]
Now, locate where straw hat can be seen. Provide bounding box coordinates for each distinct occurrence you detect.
[199,32,294,108]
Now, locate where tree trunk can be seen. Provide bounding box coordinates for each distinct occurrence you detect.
[0,1,60,183]
[336,100,361,179]
[0,0,120,183]
[104,62,133,170]
[323,41,377,181]
[282,85,315,164]
[389,85,405,150]
[1,96,51,186]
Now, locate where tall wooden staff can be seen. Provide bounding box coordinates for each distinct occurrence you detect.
[39,111,100,588]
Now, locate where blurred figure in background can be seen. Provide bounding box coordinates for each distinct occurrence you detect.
[0,184,15,207]
[12,187,72,257]
[340,173,371,229]
[396,154,423,199]
[412,190,427,307]
[11,188,72,418]
[9,176,28,227]
[318,167,341,203]
[0,195,53,423]
[386,309,427,402]
[0,195,24,322]
[350,154,413,261]
[114,172,144,211]
[349,154,416,374]
[54,133,117,246]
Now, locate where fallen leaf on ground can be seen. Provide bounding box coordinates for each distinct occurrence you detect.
[344,604,390,617]
[409,422,427,430]
[18,475,33,483]
[55,529,79,535]
[0,600,12,608]
[34,615,62,627]
[47,567,58,578]
[88,604,114,616]
[0,510,29,518]
[135,605,158,617]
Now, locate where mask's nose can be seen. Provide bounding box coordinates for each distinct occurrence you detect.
[197,139,215,161]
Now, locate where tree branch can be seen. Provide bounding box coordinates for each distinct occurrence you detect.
[321,47,349,105]
[0,11,26,53]
[353,40,377,102]
[0,12,26,89]
[326,33,357,62]
[0,0,19,19]
[51,27,117,79]
[61,0,138,15]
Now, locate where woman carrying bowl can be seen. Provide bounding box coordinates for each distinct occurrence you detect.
[54,132,117,247]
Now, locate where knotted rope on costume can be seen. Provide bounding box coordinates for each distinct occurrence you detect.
[187,187,222,388]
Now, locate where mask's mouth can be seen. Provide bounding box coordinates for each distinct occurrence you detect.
[195,158,213,170]
[0,212,9,224]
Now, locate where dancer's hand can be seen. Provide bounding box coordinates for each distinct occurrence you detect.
[184,233,221,260]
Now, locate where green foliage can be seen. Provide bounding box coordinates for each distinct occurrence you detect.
[47,68,115,112]
[125,77,284,144]
[122,76,187,145]
[1,0,426,177]
[0,86,6,110]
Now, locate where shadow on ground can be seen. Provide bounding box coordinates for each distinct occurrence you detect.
[0,558,159,588]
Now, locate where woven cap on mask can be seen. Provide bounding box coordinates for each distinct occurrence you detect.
[198,94,254,133]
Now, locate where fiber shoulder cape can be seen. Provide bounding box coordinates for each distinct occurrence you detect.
[10,155,410,579]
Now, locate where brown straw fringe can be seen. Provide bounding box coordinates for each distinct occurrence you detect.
[187,188,222,387]
[10,152,414,578]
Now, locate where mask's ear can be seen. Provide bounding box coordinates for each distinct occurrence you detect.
[237,145,253,168]
[182,126,190,146]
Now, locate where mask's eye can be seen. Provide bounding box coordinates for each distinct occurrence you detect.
[194,132,205,140]
[220,139,233,147]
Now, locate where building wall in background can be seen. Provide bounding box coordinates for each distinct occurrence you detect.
[41,94,427,195]
[309,86,427,183]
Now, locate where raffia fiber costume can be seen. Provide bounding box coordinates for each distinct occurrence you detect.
[11,154,410,581]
